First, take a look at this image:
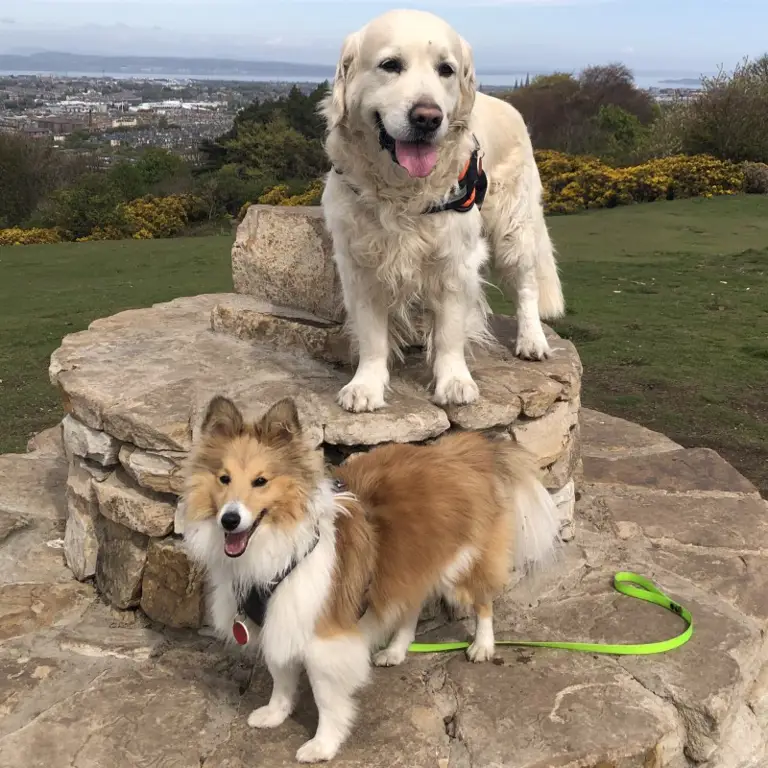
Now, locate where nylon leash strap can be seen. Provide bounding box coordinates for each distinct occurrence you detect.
[408,572,693,656]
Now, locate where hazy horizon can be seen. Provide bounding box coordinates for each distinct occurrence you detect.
[0,1,764,75]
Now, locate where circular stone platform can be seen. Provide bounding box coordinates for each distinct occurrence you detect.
[49,292,581,628]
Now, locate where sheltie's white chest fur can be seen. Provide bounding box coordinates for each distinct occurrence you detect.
[184,482,342,666]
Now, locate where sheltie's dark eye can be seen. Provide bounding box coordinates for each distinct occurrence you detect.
[219,474,231,485]
[252,476,268,488]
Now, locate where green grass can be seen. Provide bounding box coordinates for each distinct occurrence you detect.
[0,236,233,452]
[1,195,766,496]
[493,195,768,496]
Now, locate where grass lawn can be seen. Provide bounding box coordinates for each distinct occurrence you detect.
[1,195,766,495]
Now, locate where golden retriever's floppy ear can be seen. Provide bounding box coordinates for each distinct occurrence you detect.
[201,396,244,439]
[321,32,360,130]
[259,398,302,447]
[457,35,477,120]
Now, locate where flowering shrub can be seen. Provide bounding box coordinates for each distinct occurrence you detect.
[536,150,745,214]
[257,179,324,206]
[121,195,189,239]
[0,227,61,246]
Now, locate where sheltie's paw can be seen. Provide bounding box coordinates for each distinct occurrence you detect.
[247,703,291,729]
[466,640,495,663]
[296,736,339,763]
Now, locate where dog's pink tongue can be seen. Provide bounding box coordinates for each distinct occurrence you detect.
[395,141,438,178]
[224,531,250,557]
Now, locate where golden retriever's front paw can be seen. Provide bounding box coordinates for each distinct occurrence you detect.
[337,379,387,412]
[296,736,340,763]
[433,374,479,406]
[515,329,552,361]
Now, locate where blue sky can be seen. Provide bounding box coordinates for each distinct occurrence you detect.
[1,0,766,74]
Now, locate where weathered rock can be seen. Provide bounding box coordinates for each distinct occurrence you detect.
[511,399,580,467]
[543,421,582,490]
[119,444,185,495]
[140,538,205,629]
[443,651,682,768]
[0,510,28,543]
[550,478,576,542]
[232,205,345,323]
[588,484,768,551]
[583,447,759,495]
[94,515,148,609]
[93,468,175,537]
[0,452,70,584]
[50,296,581,455]
[26,423,64,457]
[64,459,100,580]
[0,663,242,768]
[61,414,120,466]
[0,582,93,642]
[580,408,681,459]
[211,295,351,365]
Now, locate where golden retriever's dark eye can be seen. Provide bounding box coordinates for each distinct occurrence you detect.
[219,474,231,485]
[438,63,455,78]
[379,58,404,74]
[252,477,268,488]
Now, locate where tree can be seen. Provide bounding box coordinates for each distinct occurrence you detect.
[677,55,768,163]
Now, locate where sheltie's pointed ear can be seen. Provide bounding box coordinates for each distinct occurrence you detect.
[201,396,244,439]
[320,31,360,130]
[259,398,302,447]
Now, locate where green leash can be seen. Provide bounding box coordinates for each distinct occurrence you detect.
[408,572,693,656]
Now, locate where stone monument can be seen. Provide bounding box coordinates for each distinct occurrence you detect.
[50,204,582,628]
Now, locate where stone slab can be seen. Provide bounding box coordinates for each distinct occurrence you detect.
[93,468,175,537]
[52,296,579,453]
[580,408,681,459]
[582,484,768,551]
[0,582,93,642]
[211,295,351,365]
[94,515,148,609]
[583,447,759,495]
[119,444,185,496]
[232,205,345,323]
[61,414,121,466]
[140,538,205,629]
[64,458,100,581]
[26,423,64,457]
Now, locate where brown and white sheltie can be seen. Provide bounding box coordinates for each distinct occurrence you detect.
[183,395,560,763]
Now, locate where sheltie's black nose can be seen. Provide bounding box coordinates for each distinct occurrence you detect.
[220,509,241,531]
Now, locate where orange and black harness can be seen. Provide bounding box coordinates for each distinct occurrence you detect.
[334,135,488,215]
[423,138,488,215]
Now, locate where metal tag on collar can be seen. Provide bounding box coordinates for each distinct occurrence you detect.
[232,615,250,645]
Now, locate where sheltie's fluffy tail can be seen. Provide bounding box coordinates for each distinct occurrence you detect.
[492,441,562,574]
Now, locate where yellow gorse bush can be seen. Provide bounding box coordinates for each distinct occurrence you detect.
[535,151,745,214]
[257,179,324,207]
[0,227,62,246]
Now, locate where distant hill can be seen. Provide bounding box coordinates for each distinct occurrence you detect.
[0,52,336,78]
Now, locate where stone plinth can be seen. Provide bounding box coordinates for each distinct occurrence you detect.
[50,288,581,627]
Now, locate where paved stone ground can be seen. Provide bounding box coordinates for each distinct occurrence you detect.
[2,410,767,768]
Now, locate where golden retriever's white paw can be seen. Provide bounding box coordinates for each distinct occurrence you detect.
[247,703,291,729]
[373,646,407,667]
[433,374,479,406]
[337,379,386,412]
[466,640,495,663]
[296,737,339,763]
[515,329,552,361]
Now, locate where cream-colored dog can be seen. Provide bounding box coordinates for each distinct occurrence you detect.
[321,9,564,413]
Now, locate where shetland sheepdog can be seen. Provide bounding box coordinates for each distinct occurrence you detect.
[183,395,560,763]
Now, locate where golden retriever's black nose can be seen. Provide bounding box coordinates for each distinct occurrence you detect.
[409,102,443,132]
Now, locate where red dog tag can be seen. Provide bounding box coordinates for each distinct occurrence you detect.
[232,619,250,645]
